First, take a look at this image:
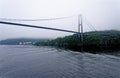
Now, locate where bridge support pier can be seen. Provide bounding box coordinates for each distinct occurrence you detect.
[78,14,84,51]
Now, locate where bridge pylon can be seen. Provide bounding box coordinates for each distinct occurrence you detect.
[78,14,83,43]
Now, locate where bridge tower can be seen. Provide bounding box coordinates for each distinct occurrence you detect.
[78,14,83,43]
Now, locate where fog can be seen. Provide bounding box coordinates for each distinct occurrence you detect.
[0,0,120,40]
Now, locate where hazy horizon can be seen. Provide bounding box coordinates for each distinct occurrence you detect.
[0,0,120,40]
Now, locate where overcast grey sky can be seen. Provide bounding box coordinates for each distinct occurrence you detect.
[0,0,120,40]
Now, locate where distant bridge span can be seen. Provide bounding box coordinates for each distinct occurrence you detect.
[0,21,78,34]
[0,15,97,44]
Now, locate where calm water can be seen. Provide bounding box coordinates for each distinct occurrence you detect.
[0,45,120,78]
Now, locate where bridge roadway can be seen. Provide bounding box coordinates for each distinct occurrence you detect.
[0,21,78,34]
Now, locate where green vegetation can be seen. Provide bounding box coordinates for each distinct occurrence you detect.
[35,30,120,52]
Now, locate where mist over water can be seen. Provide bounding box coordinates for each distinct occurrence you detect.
[1,0,120,77]
[0,45,120,78]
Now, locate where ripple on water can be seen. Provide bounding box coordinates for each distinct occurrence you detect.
[0,45,120,78]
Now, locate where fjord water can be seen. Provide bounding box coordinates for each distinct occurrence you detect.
[0,45,120,78]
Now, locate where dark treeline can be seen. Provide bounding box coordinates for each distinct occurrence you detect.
[35,30,120,52]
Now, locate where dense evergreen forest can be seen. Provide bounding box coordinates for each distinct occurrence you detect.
[35,30,120,52]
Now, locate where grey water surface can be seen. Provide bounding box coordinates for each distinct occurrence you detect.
[0,45,120,78]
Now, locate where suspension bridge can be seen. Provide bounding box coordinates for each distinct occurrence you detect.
[0,14,96,42]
